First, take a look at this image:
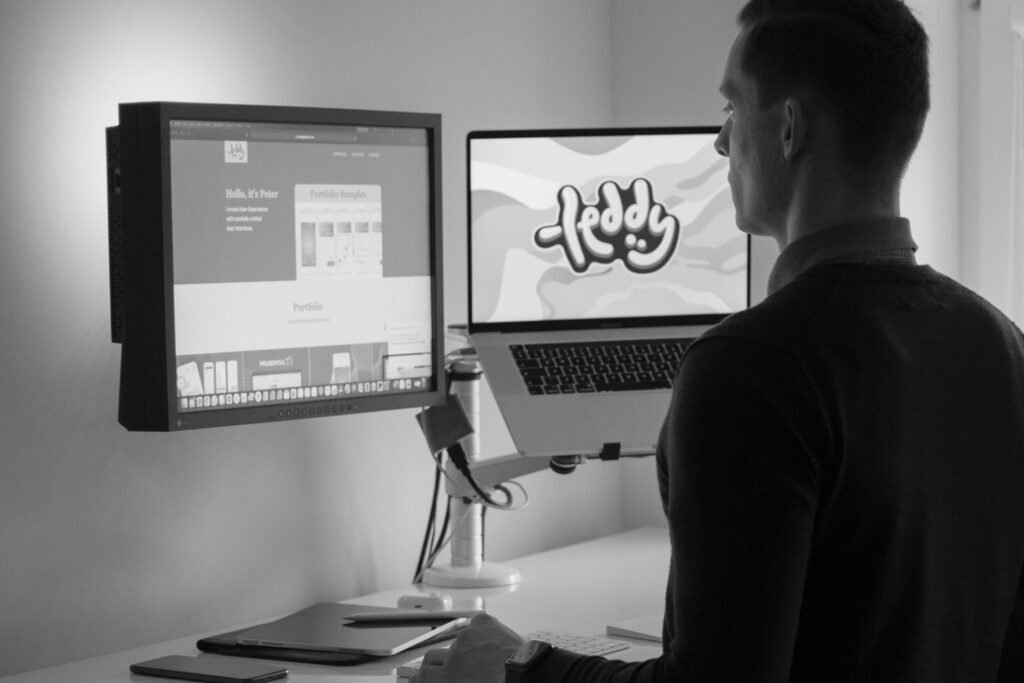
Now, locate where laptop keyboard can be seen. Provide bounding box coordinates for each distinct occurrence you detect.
[512,338,694,395]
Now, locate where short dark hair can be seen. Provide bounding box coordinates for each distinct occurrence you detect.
[736,0,930,180]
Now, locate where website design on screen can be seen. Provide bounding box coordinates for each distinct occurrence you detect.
[168,121,434,413]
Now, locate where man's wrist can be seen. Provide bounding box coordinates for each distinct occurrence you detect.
[505,639,553,682]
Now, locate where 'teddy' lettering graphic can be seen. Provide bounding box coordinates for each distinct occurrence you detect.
[534,178,679,274]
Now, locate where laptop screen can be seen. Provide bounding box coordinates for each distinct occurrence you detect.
[468,127,748,330]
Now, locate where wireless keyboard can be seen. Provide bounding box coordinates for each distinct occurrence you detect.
[524,630,632,656]
[395,630,631,678]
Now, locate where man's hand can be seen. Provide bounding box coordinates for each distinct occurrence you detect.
[411,613,525,682]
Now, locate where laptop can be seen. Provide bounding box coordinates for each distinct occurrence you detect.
[228,603,467,658]
[467,127,748,458]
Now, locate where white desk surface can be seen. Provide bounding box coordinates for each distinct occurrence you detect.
[2,527,668,682]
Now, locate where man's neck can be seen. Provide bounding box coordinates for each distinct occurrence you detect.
[777,165,901,250]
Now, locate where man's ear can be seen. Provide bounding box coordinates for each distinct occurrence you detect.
[782,97,806,161]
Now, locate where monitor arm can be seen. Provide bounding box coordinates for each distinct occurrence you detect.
[442,451,582,499]
[416,358,630,589]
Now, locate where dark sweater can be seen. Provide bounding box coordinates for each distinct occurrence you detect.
[531,223,1024,681]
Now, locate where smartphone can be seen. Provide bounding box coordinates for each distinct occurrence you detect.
[129,654,287,683]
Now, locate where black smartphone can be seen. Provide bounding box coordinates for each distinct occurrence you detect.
[129,655,288,683]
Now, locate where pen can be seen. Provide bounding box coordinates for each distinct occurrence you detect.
[345,609,485,623]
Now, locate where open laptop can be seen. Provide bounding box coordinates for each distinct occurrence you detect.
[467,127,748,458]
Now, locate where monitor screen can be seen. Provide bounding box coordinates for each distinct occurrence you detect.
[108,102,444,430]
[467,127,746,331]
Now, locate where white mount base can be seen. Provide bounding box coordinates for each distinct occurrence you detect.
[421,561,522,588]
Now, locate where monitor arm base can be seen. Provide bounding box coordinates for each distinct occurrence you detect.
[421,561,521,588]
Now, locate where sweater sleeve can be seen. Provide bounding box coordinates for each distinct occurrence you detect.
[526,335,826,682]
[998,564,1024,681]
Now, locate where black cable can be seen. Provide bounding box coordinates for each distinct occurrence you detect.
[481,504,487,558]
[414,453,444,582]
[445,442,514,509]
[430,496,452,563]
[414,470,437,582]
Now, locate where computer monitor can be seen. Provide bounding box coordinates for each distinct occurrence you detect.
[107,101,445,431]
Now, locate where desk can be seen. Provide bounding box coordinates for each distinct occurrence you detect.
[1,528,668,682]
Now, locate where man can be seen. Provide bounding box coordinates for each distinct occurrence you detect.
[413,1,1024,680]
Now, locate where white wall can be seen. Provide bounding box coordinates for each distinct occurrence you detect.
[960,0,1023,320]
[902,0,962,279]
[0,0,637,675]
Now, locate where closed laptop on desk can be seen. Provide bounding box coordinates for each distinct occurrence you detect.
[232,603,466,657]
[467,127,748,457]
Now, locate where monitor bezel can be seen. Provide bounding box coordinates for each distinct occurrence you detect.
[114,101,445,431]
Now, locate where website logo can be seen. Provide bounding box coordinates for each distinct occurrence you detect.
[225,140,248,163]
[534,178,679,274]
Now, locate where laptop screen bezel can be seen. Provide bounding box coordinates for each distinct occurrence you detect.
[466,125,750,334]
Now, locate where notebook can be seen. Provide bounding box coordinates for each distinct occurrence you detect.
[223,603,467,658]
[467,127,748,458]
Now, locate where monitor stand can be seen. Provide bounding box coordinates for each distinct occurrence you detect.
[421,497,521,588]
[421,359,521,589]
[419,357,585,588]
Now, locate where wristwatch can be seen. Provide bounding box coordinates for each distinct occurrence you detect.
[505,639,553,682]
